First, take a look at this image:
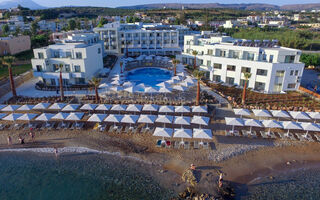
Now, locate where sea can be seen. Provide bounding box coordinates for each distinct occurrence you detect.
[0,149,174,200]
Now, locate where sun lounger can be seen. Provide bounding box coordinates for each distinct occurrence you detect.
[63,122,71,130]
[76,122,84,130]
[248,131,257,138]
[156,140,162,147]
[116,126,123,134]
[0,124,5,130]
[48,122,56,130]
[184,141,190,150]
[124,126,129,134]
[277,132,286,139]
[295,133,307,141]
[241,130,249,137]
[233,130,240,137]
[14,123,23,130]
[174,141,179,149]
[108,125,115,133]
[203,142,209,150]
[260,131,270,139]
[193,141,199,149]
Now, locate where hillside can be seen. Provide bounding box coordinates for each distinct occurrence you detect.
[0,0,46,9]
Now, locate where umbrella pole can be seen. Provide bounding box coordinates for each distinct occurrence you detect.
[250,126,252,133]
[232,125,234,133]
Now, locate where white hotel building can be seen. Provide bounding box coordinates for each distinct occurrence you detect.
[94,22,190,56]
[31,42,103,86]
[178,34,304,93]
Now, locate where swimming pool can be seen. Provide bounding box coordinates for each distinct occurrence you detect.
[126,68,172,88]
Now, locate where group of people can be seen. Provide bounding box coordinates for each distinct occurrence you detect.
[7,129,35,146]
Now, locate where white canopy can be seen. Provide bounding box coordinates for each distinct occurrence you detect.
[174,116,191,125]
[62,104,80,112]
[136,83,147,89]
[138,114,157,124]
[0,105,6,110]
[289,111,311,120]
[144,87,158,93]
[99,83,111,89]
[306,112,320,120]
[193,129,213,139]
[87,114,107,122]
[48,103,66,110]
[280,121,302,130]
[104,114,123,123]
[165,79,179,84]
[262,120,283,129]
[173,128,193,138]
[233,108,251,117]
[35,113,54,121]
[80,104,98,111]
[142,104,159,112]
[111,104,127,111]
[185,78,197,84]
[111,80,122,85]
[126,104,142,112]
[121,114,139,124]
[156,82,171,88]
[122,81,135,88]
[244,119,263,127]
[2,113,23,121]
[17,104,34,111]
[155,115,173,124]
[52,112,69,120]
[175,106,190,113]
[271,110,291,118]
[153,127,173,138]
[33,103,51,110]
[173,85,187,92]
[2,105,21,111]
[252,109,272,118]
[172,76,183,81]
[95,104,112,111]
[225,117,245,126]
[17,113,38,121]
[191,116,210,126]
[0,113,7,119]
[177,72,188,77]
[66,112,84,121]
[192,106,208,113]
[124,86,138,93]
[158,87,172,93]
[159,105,174,113]
[110,86,123,92]
[180,81,194,87]
[300,122,320,132]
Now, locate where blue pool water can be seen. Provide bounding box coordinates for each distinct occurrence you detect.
[126,68,172,88]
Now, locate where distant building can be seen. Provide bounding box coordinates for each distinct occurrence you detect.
[0,35,31,56]
[293,14,301,21]
[178,34,304,93]
[31,43,103,86]
[223,20,241,28]
[38,20,56,32]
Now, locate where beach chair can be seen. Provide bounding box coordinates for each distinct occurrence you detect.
[314,134,320,142]
[99,124,107,132]
[0,124,5,130]
[156,140,162,147]
[193,141,199,149]
[174,141,179,149]
[248,131,257,138]
[124,126,129,134]
[70,123,76,130]
[63,122,71,130]
[295,133,306,141]
[241,130,249,137]
[165,140,171,148]
[48,122,56,130]
[108,125,115,133]
[14,123,23,130]
[76,122,84,130]
[203,142,209,150]
[116,126,123,134]
[184,141,190,150]
[56,122,63,130]
[260,131,269,139]
[233,130,240,137]
[225,130,232,136]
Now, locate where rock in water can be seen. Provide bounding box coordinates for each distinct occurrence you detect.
[181,169,197,187]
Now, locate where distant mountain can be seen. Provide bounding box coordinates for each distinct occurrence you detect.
[0,0,46,10]
[117,3,320,11]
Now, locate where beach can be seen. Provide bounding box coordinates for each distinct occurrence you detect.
[1,123,320,199]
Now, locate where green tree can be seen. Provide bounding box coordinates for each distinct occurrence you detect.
[242,72,252,105]
[2,24,9,34]
[31,21,39,35]
[193,70,205,106]
[68,19,76,30]
[58,64,64,101]
[1,56,17,97]
[192,50,198,70]
[172,58,180,76]
[89,77,101,103]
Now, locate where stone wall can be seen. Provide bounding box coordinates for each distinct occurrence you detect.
[0,70,33,97]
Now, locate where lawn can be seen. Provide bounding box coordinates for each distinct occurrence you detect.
[0,64,32,80]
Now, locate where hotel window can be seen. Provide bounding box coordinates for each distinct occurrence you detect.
[98,48,101,54]
[254,82,265,91]
[218,50,226,57]
[284,55,295,63]
[290,70,294,76]
[38,52,44,59]
[213,75,221,82]
[213,63,222,69]
[207,49,213,55]
[207,60,211,67]
[269,55,274,63]
[295,70,298,76]
[241,67,251,73]
[226,77,235,85]
[240,79,249,87]
[52,64,59,72]
[74,65,81,72]
[227,65,236,71]
[36,65,42,72]
[50,79,56,85]
[65,64,70,72]
[66,52,72,58]
[257,69,268,76]
[75,78,85,84]
[75,52,82,59]
[247,53,254,61]
[287,83,296,89]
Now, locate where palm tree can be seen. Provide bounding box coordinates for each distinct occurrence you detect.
[193,70,205,106]
[192,50,198,70]
[58,64,64,101]
[1,56,17,97]
[242,72,252,105]
[89,77,102,103]
[172,58,180,76]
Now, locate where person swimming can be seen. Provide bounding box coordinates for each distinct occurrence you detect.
[7,135,12,145]
[54,147,58,158]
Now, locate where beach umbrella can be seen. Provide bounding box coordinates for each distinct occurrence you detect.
[185,77,197,84]
[306,112,320,122]
[180,81,194,87]
[153,127,173,139]
[159,105,174,114]
[252,109,272,119]
[280,121,302,136]
[262,120,284,134]
[111,80,122,85]
[173,128,192,141]
[165,79,179,84]
[155,115,173,127]
[124,86,138,93]
[289,111,311,121]
[66,112,84,121]
[225,117,244,133]
[123,81,135,88]
[110,86,123,92]
[104,114,123,125]
[271,110,291,119]
[2,105,21,112]
[52,112,69,120]
[157,82,171,88]
[126,104,142,114]
[172,76,183,81]
[35,113,54,121]
[98,83,111,89]
[172,85,187,92]
[121,114,139,127]
[87,114,107,122]
[17,104,34,111]
[191,116,210,128]
[80,104,98,112]
[48,103,66,110]
[142,104,159,113]
[175,106,190,115]
[17,113,38,121]
[144,87,158,94]
[177,72,188,77]
[193,129,213,141]
[233,108,251,118]
[300,122,320,137]
[0,113,7,119]
[136,83,147,89]
[158,87,172,94]
[244,119,263,133]
[174,116,191,128]
[138,114,157,127]
[111,104,127,113]
[62,104,80,112]
[95,104,112,113]
[0,104,6,110]
[2,113,23,121]
[192,106,208,114]
[33,103,51,110]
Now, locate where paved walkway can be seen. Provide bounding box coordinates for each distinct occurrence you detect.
[200,84,230,106]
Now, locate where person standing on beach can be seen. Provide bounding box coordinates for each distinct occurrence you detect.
[29,130,35,142]
[218,173,223,188]
[54,147,59,158]
[18,136,25,145]
[7,135,12,145]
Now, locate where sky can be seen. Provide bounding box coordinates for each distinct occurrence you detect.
[20,0,320,8]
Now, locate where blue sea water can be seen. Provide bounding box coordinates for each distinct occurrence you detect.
[0,152,173,200]
[126,68,172,88]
